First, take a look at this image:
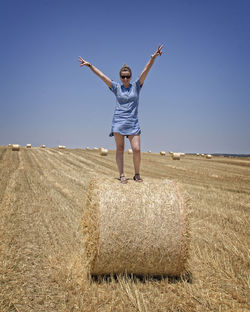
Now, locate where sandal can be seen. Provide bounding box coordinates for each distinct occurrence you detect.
[133,173,143,182]
[120,174,128,184]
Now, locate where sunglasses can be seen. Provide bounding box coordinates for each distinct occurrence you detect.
[120,75,131,79]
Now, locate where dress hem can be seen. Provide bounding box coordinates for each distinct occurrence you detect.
[109,130,141,138]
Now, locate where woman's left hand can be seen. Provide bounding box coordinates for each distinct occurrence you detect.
[152,44,164,58]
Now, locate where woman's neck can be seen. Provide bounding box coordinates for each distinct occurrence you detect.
[122,83,130,89]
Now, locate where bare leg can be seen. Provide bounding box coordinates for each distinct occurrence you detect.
[114,133,126,181]
[128,134,141,177]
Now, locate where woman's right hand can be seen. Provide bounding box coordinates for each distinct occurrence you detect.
[78,56,91,67]
[78,56,111,88]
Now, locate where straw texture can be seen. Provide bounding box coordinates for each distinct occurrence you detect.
[160,151,166,155]
[83,177,190,276]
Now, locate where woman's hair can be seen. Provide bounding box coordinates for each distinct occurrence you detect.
[119,64,132,77]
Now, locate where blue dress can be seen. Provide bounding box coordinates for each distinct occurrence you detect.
[109,78,143,137]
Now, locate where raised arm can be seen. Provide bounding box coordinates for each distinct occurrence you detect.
[139,44,164,86]
[78,57,112,88]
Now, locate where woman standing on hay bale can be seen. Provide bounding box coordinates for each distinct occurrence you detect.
[79,44,163,184]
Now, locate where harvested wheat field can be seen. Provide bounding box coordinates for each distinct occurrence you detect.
[0,146,249,312]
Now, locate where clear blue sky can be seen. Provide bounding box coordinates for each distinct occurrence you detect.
[1,0,249,153]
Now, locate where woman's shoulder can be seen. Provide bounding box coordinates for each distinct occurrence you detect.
[134,77,143,90]
[109,80,121,93]
[111,80,120,86]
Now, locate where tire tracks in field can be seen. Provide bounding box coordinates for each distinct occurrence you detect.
[71,150,119,173]
[0,148,93,311]
[0,146,7,161]
[20,149,86,239]
[31,148,90,194]
[39,148,114,178]
[50,148,118,177]
[0,148,20,205]
[0,149,71,311]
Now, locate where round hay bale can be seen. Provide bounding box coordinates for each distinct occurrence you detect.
[100,148,108,156]
[206,154,212,159]
[58,145,66,149]
[148,150,152,153]
[83,177,190,276]
[180,153,185,158]
[40,145,46,148]
[12,144,20,151]
[8,144,12,148]
[93,147,98,151]
[85,147,91,150]
[128,149,133,154]
[160,151,166,156]
[26,144,32,148]
[172,153,181,160]
[196,153,200,156]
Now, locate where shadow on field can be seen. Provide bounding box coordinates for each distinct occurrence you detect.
[91,271,192,284]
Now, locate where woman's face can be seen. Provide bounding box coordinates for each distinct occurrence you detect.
[120,70,131,88]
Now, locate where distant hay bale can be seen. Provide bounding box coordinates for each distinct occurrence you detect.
[128,149,133,154]
[169,151,174,155]
[160,151,166,156]
[40,145,46,148]
[100,148,108,156]
[26,144,32,148]
[196,153,200,156]
[93,147,98,151]
[85,147,91,150]
[201,154,205,157]
[206,154,212,159]
[172,153,181,160]
[58,145,66,149]
[12,144,20,151]
[180,153,185,158]
[148,150,152,153]
[83,177,190,276]
[8,144,12,148]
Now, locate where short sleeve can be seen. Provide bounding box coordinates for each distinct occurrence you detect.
[135,78,143,93]
[109,80,119,95]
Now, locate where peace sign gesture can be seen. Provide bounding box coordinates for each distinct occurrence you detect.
[152,44,164,58]
[78,56,91,67]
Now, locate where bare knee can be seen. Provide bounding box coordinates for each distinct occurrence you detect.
[132,146,140,154]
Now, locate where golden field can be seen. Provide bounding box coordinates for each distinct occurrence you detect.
[0,146,249,312]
